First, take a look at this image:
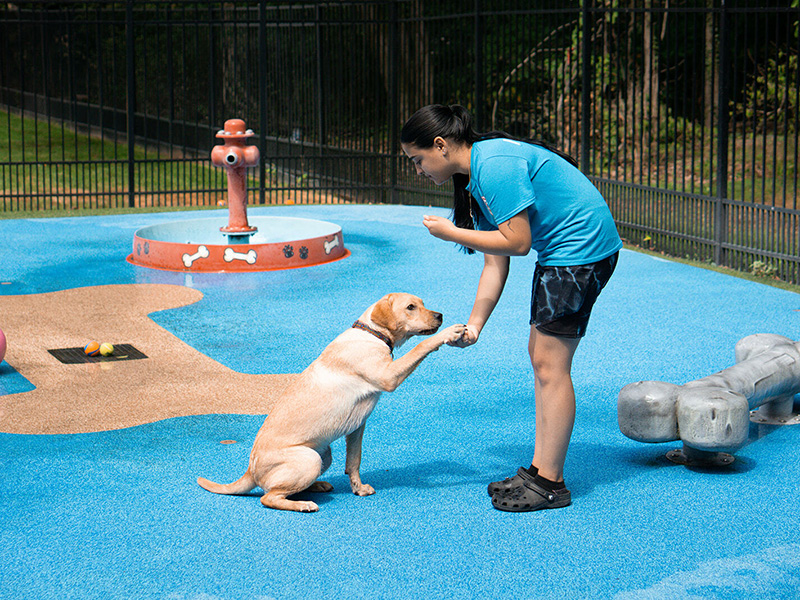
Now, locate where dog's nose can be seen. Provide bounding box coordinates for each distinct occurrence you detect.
[433,312,443,324]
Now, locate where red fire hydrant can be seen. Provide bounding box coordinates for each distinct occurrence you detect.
[211,118,260,236]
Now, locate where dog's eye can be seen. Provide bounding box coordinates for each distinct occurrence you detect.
[406,304,416,311]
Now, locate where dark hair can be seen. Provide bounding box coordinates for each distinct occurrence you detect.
[401,104,578,254]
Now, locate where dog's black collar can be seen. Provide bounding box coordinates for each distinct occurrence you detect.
[352,320,394,352]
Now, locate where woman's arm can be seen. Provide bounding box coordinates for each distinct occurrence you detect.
[422,210,532,256]
[452,252,510,347]
[423,209,527,346]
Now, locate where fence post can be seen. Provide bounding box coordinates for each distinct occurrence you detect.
[581,0,592,172]
[389,0,399,204]
[315,3,326,151]
[259,0,267,204]
[125,0,136,208]
[474,0,484,130]
[715,0,731,266]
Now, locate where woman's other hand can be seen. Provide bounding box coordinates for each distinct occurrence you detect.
[422,214,459,241]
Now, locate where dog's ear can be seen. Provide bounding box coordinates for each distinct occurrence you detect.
[370,294,396,330]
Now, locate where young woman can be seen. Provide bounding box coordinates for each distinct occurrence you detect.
[401,104,622,512]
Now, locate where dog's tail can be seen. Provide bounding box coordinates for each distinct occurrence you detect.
[197,470,257,495]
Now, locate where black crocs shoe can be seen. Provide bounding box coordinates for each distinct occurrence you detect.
[486,467,536,497]
[491,479,571,512]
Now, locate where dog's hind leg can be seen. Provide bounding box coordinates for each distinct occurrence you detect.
[305,445,334,493]
[259,446,325,512]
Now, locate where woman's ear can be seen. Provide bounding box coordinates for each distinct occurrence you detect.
[370,294,396,330]
[433,136,447,154]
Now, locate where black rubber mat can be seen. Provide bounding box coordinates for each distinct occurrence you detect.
[48,344,148,364]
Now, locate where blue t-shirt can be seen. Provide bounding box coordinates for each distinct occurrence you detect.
[467,138,622,266]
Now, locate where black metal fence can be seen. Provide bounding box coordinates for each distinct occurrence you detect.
[1,1,799,284]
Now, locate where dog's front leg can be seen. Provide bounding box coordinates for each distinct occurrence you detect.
[377,324,466,392]
[345,423,375,496]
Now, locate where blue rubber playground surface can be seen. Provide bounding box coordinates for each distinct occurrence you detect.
[1,204,799,599]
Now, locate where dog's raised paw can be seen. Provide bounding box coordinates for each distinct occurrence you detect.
[442,323,467,344]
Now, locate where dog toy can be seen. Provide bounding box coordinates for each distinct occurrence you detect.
[84,341,101,356]
[99,343,114,357]
[618,333,800,466]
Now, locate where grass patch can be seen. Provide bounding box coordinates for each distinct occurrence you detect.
[624,243,800,294]
[0,204,224,220]
[0,109,230,210]
[0,110,342,212]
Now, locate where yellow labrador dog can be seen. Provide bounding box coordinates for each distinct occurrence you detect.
[198,293,466,512]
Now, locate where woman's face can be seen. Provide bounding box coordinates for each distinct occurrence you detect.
[401,139,456,186]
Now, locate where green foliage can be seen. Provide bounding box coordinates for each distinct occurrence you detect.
[749,260,779,278]
[736,50,798,133]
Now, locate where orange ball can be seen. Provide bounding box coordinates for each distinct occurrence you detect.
[84,341,100,356]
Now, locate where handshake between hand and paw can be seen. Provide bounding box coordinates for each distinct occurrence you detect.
[440,323,479,348]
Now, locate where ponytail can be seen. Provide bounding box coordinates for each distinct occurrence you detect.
[401,104,577,254]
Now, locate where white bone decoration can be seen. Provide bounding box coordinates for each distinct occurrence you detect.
[223,248,257,264]
[323,235,340,255]
[182,245,210,267]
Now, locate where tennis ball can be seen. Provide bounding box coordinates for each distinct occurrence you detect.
[99,342,115,357]
[84,341,101,356]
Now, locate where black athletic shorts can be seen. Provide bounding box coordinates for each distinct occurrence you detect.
[530,252,619,338]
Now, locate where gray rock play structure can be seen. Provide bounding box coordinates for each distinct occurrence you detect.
[618,334,800,466]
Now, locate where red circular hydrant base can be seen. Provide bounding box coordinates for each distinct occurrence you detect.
[127,217,349,273]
